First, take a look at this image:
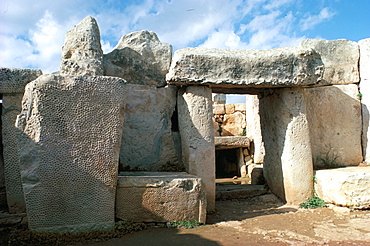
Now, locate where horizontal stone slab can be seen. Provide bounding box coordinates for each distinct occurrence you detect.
[166,47,324,88]
[215,136,250,149]
[116,172,206,223]
[315,167,370,209]
[216,184,268,200]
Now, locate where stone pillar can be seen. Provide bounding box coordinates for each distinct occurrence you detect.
[236,148,246,177]
[178,86,215,211]
[245,94,265,164]
[359,38,370,162]
[259,88,313,204]
[2,94,26,213]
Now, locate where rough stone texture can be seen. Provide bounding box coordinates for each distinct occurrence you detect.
[0,68,42,93]
[259,87,313,204]
[116,172,206,223]
[213,104,225,115]
[60,16,104,76]
[222,112,246,136]
[119,84,182,171]
[216,185,268,200]
[2,94,26,213]
[225,104,235,114]
[104,30,172,87]
[215,136,250,149]
[245,95,265,164]
[315,167,370,209]
[359,38,370,162]
[300,39,360,84]
[235,103,246,112]
[212,93,226,104]
[15,74,125,232]
[248,164,265,185]
[178,86,215,211]
[166,47,324,87]
[304,85,362,168]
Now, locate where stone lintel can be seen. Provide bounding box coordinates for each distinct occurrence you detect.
[215,136,250,150]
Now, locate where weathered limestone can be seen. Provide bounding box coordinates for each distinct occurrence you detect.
[60,16,104,76]
[304,85,362,168]
[300,39,360,84]
[104,30,172,87]
[213,103,246,136]
[315,167,370,209]
[0,68,42,213]
[116,172,206,223]
[359,38,370,162]
[0,68,42,93]
[222,112,245,136]
[167,47,324,87]
[212,93,226,104]
[259,88,313,204]
[16,74,125,232]
[178,86,215,211]
[214,136,250,149]
[119,84,182,171]
[245,95,265,164]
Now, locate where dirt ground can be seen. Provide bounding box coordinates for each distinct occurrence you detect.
[75,194,370,246]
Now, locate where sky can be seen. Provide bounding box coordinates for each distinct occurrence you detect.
[0,0,369,95]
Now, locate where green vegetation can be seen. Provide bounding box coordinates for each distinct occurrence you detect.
[300,194,326,209]
[169,220,199,229]
[357,93,363,100]
[315,151,345,170]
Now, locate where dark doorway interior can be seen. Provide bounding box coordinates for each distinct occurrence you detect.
[216,149,238,178]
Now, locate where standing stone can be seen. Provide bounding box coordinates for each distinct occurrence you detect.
[0,68,42,214]
[104,30,172,87]
[177,86,215,211]
[60,16,104,76]
[304,85,362,168]
[16,74,125,232]
[245,95,265,164]
[359,38,370,162]
[300,39,360,84]
[119,84,182,171]
[259,88,313,204]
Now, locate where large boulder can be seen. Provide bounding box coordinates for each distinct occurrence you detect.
[60,16,104,76]
[16,74,125,232]
[119,84,182,171]
[167,47,324,88]
[104,30,172,87]
[300,39,360,84]
[304,84,362,168]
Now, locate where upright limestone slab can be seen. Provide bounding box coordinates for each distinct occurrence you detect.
[304,85,362,167]
[259,88,313,204]
[300,39,360,84]
[359,38,370,162]
[177,86,215,211]
[16,74,125,232]
[60,16,104,76]
[0,68,42,213]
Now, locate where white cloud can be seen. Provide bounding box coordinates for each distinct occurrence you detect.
[300,7,335,31]
[200,29,248,49]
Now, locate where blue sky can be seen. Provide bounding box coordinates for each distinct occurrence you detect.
[0,0,369,77]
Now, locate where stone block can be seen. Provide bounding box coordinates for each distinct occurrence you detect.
[104,30,172,87]
[16,74,125,232]
[225,104,235,114]
[315,167,370,209]
[212,93,226,104]
[300,39,359,84]
[213,104,225,115]
[222,112,245,136]
[0,68,42,94]
[119,84,181,171]
[303,84,362,167]
[116,172,206,223]
[167,47,323,87]
[178,86,215,211]
[235,103,246,112]
[359,38,370,162]
[215,136,250,149]
[60,16,104,76]
[259,87,313,204]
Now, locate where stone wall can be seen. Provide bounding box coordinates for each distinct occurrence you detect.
[213,103,246,137]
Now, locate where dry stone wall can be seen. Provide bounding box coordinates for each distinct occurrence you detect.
[213,103,246,137]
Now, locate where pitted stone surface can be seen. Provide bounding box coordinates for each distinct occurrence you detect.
[119,84,182,171]
[60,16,103,76]
[315,167,370,209]
[15,74,125,232]
[166,47,324,87]
[0,68,42,93]
[104,30,172,87]
[215,136,250,149]
[116,172,206,223]
[304,84,362,168]
[300,39,360,84]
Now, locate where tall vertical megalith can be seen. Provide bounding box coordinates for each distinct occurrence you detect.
[16,74,126,232]
[177,86,215,211]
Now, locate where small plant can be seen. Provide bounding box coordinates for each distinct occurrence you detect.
[300,194,326,209]
[357,93,363,100]
[217,123,223,136]
[169,220,199,229]
[315,150,345,169]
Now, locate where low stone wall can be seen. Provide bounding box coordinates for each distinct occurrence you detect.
[213,103,246,136]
